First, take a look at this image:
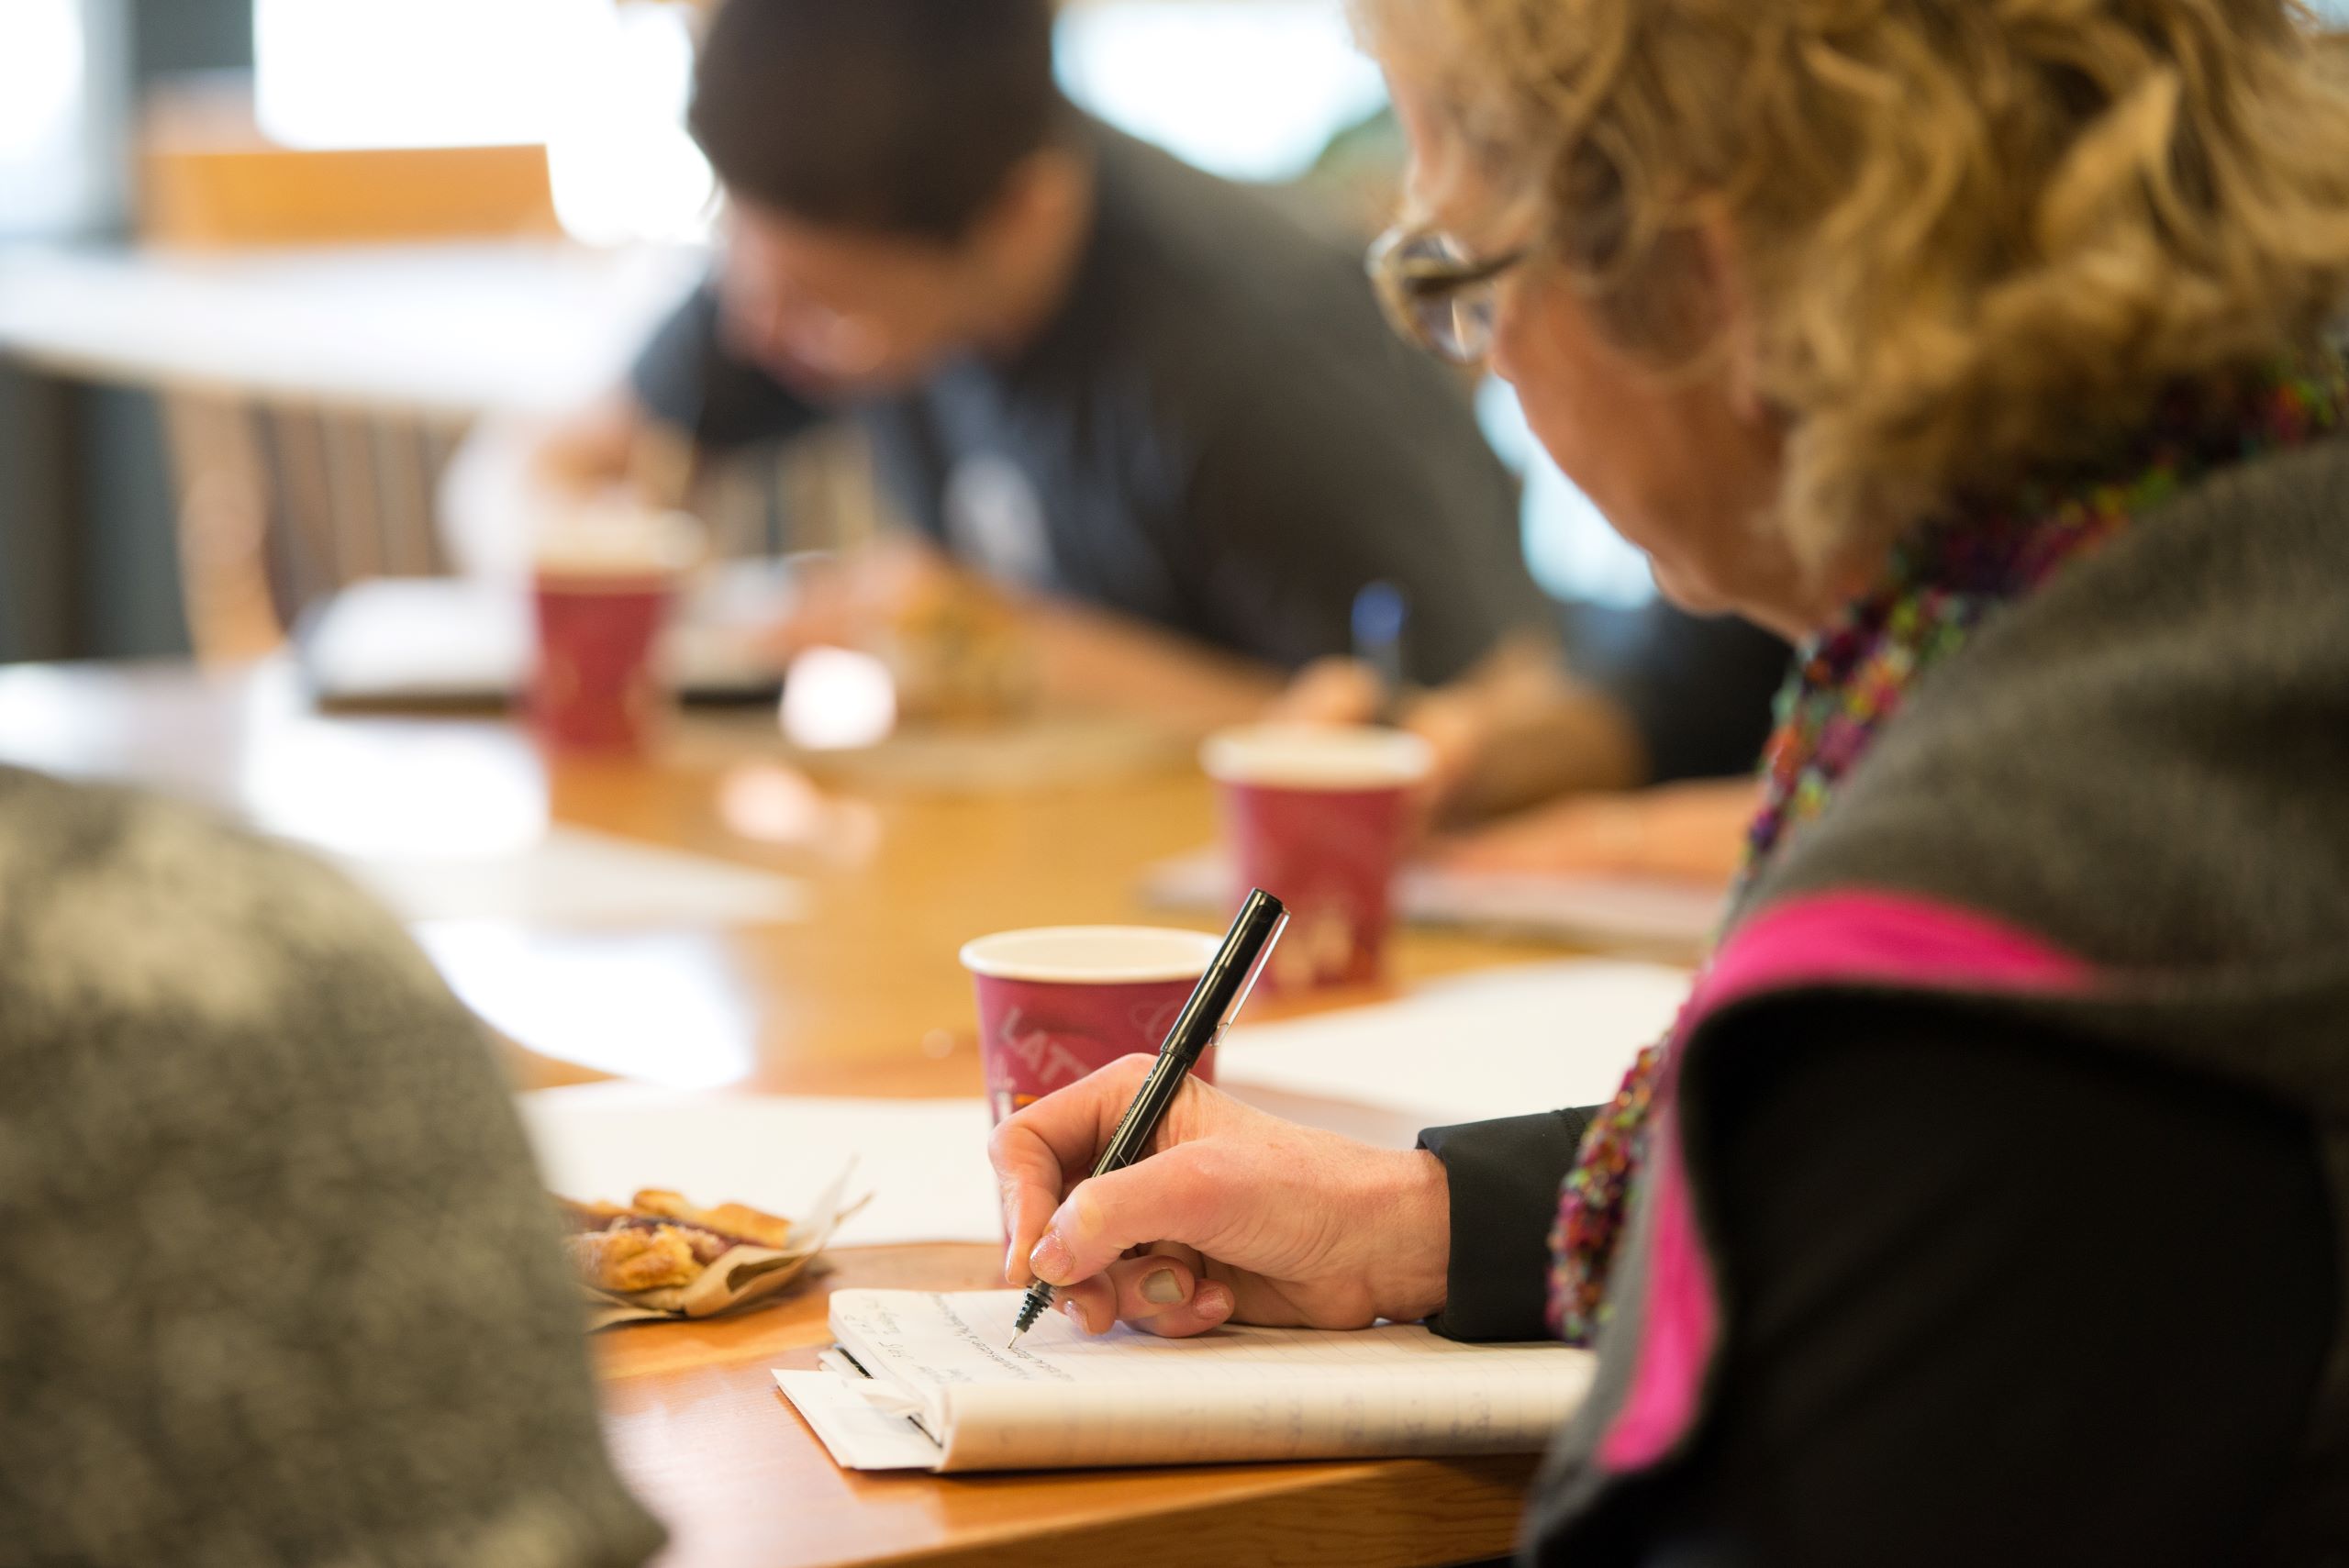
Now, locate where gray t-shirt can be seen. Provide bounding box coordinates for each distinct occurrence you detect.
[633,121,1551,686]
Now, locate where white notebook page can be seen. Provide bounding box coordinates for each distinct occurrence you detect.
[796,1289,1595,1472]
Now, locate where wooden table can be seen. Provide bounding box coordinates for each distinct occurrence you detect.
[0,657,1571,1567]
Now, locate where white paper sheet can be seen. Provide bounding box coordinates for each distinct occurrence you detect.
[1215,960,1692,1128]
[332,826,808,928]
[517,1084,1004,1247]
[785,1289,1594,1472]
[1142,847,1723,958]
[774,1368,946,1471]
[298,568,796,705]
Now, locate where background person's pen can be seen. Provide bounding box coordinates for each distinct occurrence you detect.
[1352,580,1410,726]
[1008,888,1289,1347]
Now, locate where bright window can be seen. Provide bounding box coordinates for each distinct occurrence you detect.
[252,0,1389,246]
[0,0,95,236]
[1055,1,1387,183]
[254,0,591,150]
[252,0,712,244]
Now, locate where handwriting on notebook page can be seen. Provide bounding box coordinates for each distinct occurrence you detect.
[820,1289,1594,1471]
[839,1289,1572,1381]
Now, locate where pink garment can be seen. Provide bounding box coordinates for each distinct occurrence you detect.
[1598,889,2094,1473]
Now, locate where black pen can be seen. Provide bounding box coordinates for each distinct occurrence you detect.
[1007,888,1289,1347]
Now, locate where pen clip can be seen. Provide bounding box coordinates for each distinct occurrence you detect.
[1154,891,1286,1072]
[1215,909,1286,1039]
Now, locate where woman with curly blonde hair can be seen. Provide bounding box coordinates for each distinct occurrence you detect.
[992,2,2349,1561]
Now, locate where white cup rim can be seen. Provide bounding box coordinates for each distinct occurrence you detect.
[1200,723,1435,791]
[959,925,1222,984]
[533,504,703,582]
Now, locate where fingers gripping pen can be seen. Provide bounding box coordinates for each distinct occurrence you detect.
[1007,889,1288,1347]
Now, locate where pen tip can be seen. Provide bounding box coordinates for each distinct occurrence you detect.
[1005,1334,1019,1351]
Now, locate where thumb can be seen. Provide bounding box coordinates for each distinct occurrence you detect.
[1027,1144,1227,1286]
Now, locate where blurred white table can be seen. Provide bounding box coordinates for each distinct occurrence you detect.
[0,239,702,417]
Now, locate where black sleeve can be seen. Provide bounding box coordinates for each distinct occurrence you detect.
[1174,372,1553,684]
[1527,996,2337,1568]
[1417,1107,1596,1342]
[1564,598,1791,784]
[628,282,827,455]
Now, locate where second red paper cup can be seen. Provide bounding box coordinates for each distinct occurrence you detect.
[1202,724,1433,992]
[961,926,1223,1126]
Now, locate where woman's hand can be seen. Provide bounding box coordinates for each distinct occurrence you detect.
[988,1056,1452,1338]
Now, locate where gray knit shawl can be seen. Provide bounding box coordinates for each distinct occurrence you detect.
[0,768,666,1568]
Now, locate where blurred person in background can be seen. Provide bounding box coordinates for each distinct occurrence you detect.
[989,0,2349,1561]
[0,766,663,1567]
[518,0,1790,820]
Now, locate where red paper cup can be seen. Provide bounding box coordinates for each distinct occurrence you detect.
[1202,725,1434,992]
[961,926,1223,1126]
[527,506,700,756]
[529,571,674,756]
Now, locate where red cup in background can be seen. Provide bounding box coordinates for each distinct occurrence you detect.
[1202,725,1434,992]
[527,506,701,756]
[529,572,674,755]
[960,926,1223,1126]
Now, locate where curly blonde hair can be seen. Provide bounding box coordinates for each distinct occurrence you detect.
[1356,0,2349,563]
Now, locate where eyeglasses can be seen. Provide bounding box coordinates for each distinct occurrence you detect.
[1367,223,1530,366]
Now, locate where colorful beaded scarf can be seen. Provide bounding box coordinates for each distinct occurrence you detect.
[1548,355,2349,1344]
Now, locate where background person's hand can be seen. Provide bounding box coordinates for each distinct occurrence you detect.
[1266,656,1388,728]
[1264,656,1480,818]
[989,1056,1451,1339]
[442,395,697,580]
[756,537,967,659]
[1263,637,1651,826]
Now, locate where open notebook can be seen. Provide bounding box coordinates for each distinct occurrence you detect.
[775,1289,1594,1473]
